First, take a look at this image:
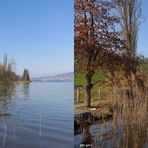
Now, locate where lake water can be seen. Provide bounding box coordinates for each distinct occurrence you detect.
[75,120,148,148]
[0,82,73,148]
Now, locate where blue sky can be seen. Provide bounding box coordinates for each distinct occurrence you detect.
[0,0,73,77]
[0,0,147,77]
[137,0,148,57]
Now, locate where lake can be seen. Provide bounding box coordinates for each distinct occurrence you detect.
[0,82,73,148]
[75,120,148,148]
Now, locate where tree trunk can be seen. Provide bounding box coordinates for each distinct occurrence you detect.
[85,72,93,107]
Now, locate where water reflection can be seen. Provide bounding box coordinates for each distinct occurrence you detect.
[80,126,93,148]
[0,84,16,113]
[0,82,73,148]
[22,83,30,98]
[0,84,15,147]
[0,83,16,100]
[75,120,148,148]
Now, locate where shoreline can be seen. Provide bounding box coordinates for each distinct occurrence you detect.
[74,99,113,135]
[14,80,32,84]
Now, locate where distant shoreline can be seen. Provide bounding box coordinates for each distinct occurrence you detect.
[32,72,74,82]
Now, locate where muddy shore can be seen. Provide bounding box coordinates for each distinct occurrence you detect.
[74,100,113,135]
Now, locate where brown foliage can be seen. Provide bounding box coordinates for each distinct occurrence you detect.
[75,0,126,74]
[74,0,130,107]
[74,0,142,107]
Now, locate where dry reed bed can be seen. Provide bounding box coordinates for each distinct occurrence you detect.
[111,75,148,123]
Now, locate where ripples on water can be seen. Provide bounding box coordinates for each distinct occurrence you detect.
[0,82,73,148]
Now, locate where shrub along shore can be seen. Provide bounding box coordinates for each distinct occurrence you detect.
[0,53,31,85]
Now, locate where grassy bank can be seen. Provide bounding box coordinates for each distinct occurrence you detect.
[74,62,148,128]
[74,62,148,103]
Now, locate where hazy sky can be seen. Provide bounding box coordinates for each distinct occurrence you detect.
[0,0,147,77]
[0,0,73,77]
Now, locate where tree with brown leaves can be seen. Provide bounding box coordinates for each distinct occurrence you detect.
[75,0,125,107]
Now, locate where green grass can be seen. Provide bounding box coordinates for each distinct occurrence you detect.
[74,63,148,104]
[74,84,111,104]
[75,69,106,86]
[74,69,110,103]
[74,74,86,86]
[139,63,148,71]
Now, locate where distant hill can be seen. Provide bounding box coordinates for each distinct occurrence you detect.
[32,72,74,82]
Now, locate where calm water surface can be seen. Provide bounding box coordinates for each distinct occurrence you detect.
[75,120,148,148]
[0,82,73,148]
